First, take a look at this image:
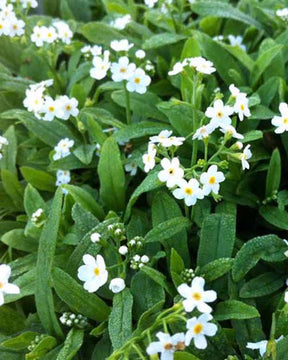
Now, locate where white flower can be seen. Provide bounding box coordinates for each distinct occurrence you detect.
[8,18,25,37]
[77,254,108,293]
[109,278,126,293]
[142,144,157,173]
[126,68,151,94]
[150,130,173,146]
[111,56,136,82]
[235,141,243,150]
[110,39,134,52]
[277,8,288,21]
[228,35,246,51]
[188,57,216,75]
[229,84,240,98]
[42,97,59,121]
[56,170,71,186]
[125,156,137,176]
[240,144,252,170]
[31,26,47,47]
[141,255,149,263]
[272,102,288,134]
[135,49,146,59]
[44,26,58,44]
[147,332,186,360]
[55,95,79,120]
[0,135,8,148]
[158,158,184,188]
[90,233,101,243]
[200,165,225,196]
[205,99,234,130]
[20,0,38,8]
[0,264,20,306]
[119,245,128,255]
[177,276,217,313]
[53,138,74,161]
[89,45,102,56]
[173,179,204,206]
[110,15,131,30]
[234,94,251,121]
[220,125,244,139]
[193,125,214,140]
[53,21,73,44]
[90,51,110,80]
[0,0,7,10]
[247,336,284,357]
[144,0,158,8]
[168,61,186,76]
[185,314,218,349]
[31,208,44,223]
[213,35,224,42]
[165,136,185,147]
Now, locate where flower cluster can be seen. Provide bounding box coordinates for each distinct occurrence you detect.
[31,21,73,47]
[23,80,79,121]
[31,208,45,227]
[0,2,25,38]
[88,39,151,94]
[59,312,88,328]
[53,138,74,161]
[147,277,218,358]
[169,56,216,76]
[0,135,8,159]
[110,14,131,30]
[0,264,20,306]
[27,334,46,352]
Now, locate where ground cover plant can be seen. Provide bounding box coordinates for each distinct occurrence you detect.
[2,0,288,359]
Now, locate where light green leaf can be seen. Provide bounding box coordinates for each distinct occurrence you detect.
[78,22,124,45]
[143,33,186,50]
[21,167,56,192]
[145,217,190,243]
[266,148,281,198]
[259,206,288,230]
[56,328,84,360]
[214,300,260,321]
[200,258,234,282]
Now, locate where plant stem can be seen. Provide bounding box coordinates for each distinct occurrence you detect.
[123,82,132,125]
[191,76,198,166]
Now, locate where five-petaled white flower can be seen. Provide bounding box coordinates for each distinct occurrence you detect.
[126,68,151,94]
[173,178,204,206]
[142,144,157,173]
[247,336,284,357]
[220,125,244,139]
[228,35,246,51]
[146,332,186,360]
[185,314,218,349]
[109,278,126,293]
[205,99,234,130]
[272,102,288,134]
[168,61,186,76]
[55,96,79,120]
[150,130,173,146]
[53,138,74,161]
[158,158,184,188]
[110,15,131,30]
[77,254,108,293]
[90,51,111,80]
[110,39,134,52]
[177,276,217,313]
[42,96,58,121]
[125,155,138,176]
[240,144,252,170]
[189,57,216,75]
[193,125,214,140]
[234,94,251,121]
[200,165,225,196]
[0,264,20,306]
[111,56,136,82]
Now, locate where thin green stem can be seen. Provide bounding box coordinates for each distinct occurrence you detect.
[132,344,146,360]
[123,82,132,125]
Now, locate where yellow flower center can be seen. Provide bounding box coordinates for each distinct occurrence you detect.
[48,106,55,112]
[192,292,202,301]
[240,104,245,111]
[134,77,141,84]
[13,24,18,30]
[193,323,203,335]
[283,118,288,124]
[0,25,3,29]
[0,282,3,289]
[169,168,174,175]
[164,343,173,350]
[185,187,193,195]
[94,267,100,276]
[217,111,223,118]
[209,176,216,185]
[175,341,186,350]
[48,32,52,38]
[120,67,126,73]
[66,105,72,111]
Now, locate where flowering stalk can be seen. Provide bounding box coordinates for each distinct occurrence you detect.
[124,82,132,125]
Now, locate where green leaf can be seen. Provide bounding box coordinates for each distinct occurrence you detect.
[259,206,288,230]
[108,288,133,350]
[200,258,234,282]
[0,305,26,335]
[124,171,163,221]
[232,235,286,282]
[170,249,185,288]
[1,332,37,351]
[73,144,95,165]
[63,184,105,220]
[251,45,284,87]
[141,265,174,295]
[266,148,281,197]
[1,125,17,174]
[56,328,84,360]
[191,1,263,29]
[174,353,201,360]
[133,300,164,336]
[239,272,284,298]
[143,33,186,50]
[98,136,125,212]
[26,335,57,360]
[35,188,64,338]
[214,300,260,321]
[4,268,36,304]
[24,184,46,217]
[152,191,190,265]
[52,267,110,322]
[145,217,190,243]
[20,167,56,192]
[1,169,24,209]
[1,229,38,252]
[131,271,165,320]
[242,130,263,143]
[197,214,236,267]
[78,22,124,45]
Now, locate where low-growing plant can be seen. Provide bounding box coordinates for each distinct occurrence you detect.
[1,0,288,359]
